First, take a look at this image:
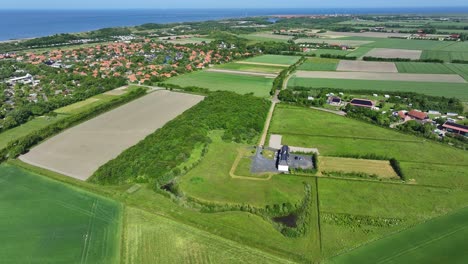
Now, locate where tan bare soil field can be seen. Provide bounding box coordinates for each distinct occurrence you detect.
[294,38,374,46]
[20,90,204,180]
[294,70,466,83]
[337,60,398,73]
[365,48,422,59]
[206,68,277,78]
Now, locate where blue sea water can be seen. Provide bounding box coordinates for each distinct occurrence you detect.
[1,8,468,41]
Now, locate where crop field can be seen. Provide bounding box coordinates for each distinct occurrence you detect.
[240,33,292,43]
[446,63,468,81]
[122,207,291,264]
[288,77,468,100]
[243,55,301,65]
[345,37,459,51]
[164,71,274,97]
[297,57,339,71]
[319,156,398,179]
[396,62,455,74]
[306,49,351,56]
[330,206,468,264]
[421,50,468,62]
[293,70,466,83]
[337,60,398,73]
[20,90,204,180]
[0,164,122,263]
[295,38,375,46]
[215,62,286,73]
[365,48,422,59]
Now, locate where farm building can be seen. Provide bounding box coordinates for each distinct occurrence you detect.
[277,145,290,173]
[408,110,429,121]
[328,96,342,106]
[442,122,468,137]
[350,98,375,109]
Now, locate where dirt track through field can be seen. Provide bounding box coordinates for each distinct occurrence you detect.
[20,90,204,180]
[294,70,466,83]
[337,60,398,73]
[206,69,277,78]
[236,61,290,67]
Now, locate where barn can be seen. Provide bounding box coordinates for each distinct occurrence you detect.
[277,145,290,173]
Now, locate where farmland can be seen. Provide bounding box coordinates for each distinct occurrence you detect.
[122,207,291,264]
[20,90,204,180]
[365,48,422,59]
[164,71,274,97]
[396,62,455,74]
[319,156,399,179]
[244,54,301,65]
[330,206,468,264]
[214,62,286,73]
[297,58,339,71]
[288,77,468,100]
[421,50,468,62]
[337,60,398,73]
[0,164,122,263]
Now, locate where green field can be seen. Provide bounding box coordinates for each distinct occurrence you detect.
[288,77,468,101]
[122,207,293,264]
[329,206,468,264]
[0,164,122,263]
[396,62,455,74]
[164,71,274,97]
[240,33,292,43]
[269,105,468,257]
[215,62,286,73]
[421,50,468,62]
[446,63,468,81]
[297,58,339,71]
[344,36,465,51]
[244,55,301,65]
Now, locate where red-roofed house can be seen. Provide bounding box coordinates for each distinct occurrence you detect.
[408,110,429,121]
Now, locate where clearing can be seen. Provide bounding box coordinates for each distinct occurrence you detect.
[20,90,204,180]
[337,60,398,73]
[294,70,466,83]
[0,164,122,263]
[164,71,274,97]
[365,48,422,59]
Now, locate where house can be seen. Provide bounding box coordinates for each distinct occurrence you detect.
[350,98,375,108]
[277,145,290,173]
[442,122,468,137]
[328,96,342,106]
[408,110,429,121]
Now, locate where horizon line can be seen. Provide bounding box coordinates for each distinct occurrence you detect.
[2,6,468,10]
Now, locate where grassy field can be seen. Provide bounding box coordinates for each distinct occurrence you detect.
[344,36,462,50]
[215,62,286,73]
[0,164,122,263]
[244,55,301,65]
[319,156,398,179]
[179,133,305,207]
[297,58,339,71]
[240,33,292,43]
[122,207,292,264]
[288,77,468,101]
[329,206,468,264]
[396,62,455,74]
[446,63,468,81]
[165,71,273,97]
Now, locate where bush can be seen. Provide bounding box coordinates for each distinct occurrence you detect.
[390,158,406,181]
[320,54,357,60]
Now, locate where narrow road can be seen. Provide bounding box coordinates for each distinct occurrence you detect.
[310,107,346,116]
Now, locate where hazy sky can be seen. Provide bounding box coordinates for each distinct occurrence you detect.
[2,0,468,9]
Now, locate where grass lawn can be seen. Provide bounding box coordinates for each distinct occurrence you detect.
[297,58,339,71]
[287,77,468,101]
[215,62,286,73]
[179,133,305,207]
[329,206,468,264]
[0,164,122,263]
[0,114,68,150]
[244,55,301,65]
[319,156,398,179]
[122,207,291,264]
[396,62,455,74]
[164,71,273,97]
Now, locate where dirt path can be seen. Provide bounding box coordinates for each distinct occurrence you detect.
[237,61,290,68]
[206,68,277,78]
[258,101,277,147]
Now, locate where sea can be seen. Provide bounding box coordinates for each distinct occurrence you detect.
[1,7,468,41]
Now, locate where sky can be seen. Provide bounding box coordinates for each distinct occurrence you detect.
[2,0,468,9]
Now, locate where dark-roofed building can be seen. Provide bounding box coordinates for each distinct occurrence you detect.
[408,110,429,121]
[328,96,342,106]
[277,145,290,172]
[442,122,468,137]
[350,98,375,109]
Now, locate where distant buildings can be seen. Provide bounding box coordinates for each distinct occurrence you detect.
[442,122,468,137]
[350,98,375,109]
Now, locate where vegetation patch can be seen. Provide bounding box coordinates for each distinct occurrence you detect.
[244,55,302,65]
[297,57,339,71]
[319,156,399,180]
[396,62,455,74]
